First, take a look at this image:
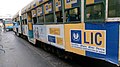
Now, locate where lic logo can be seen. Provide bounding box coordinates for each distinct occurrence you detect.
[71,30,82,44]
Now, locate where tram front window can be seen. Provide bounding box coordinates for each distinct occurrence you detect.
[108,0,120,17]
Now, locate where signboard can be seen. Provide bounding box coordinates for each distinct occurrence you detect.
[32,9,37,17]
[49,28,60,35]
[71,30,106,55]
[38,0,48,5]
[48,35,56,43]
[55,0,62,11]
[32,1,37,9]
[37,6,43,16]
[65,0,78,9]
[86,0,103,4]
[22,25,28,36]
[33,25,47,43]
[65,23,119,65]
[44,2,53,14]
[47,25,65,49]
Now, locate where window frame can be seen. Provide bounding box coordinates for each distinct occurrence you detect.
[85,1,105,23]
[55,11,63,23]
[35,4,45,25]
[65,7,81,23]
[31,8,38,24]
[106,0,120,22]
[44,0,55,24]
[54,0,63,24]
[64,0,81,24]
[44,13,54,24]
[36,15,44,24]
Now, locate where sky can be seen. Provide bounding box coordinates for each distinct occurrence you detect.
[0,0,33,17]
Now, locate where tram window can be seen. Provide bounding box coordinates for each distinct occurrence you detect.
[38,16,44,24]
[108,0,120,17]
[45,14,54,23]
[86,3,104,20]
[33,17,37,24]
[65,8,80,22]
[55,11,63,22]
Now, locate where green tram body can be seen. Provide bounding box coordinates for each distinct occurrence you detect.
[12,0,120,66]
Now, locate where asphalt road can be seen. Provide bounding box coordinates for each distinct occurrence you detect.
[0,32,82,67]
[0,31,118,67]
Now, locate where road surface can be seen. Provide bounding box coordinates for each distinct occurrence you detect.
[0,31,118,67]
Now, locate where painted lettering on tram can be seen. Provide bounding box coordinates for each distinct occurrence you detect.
[84,31,103,46]
[71,30,106,54]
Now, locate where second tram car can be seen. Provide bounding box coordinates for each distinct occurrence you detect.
[4,19,13,31]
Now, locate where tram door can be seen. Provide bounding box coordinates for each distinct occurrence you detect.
[27,12,34,38]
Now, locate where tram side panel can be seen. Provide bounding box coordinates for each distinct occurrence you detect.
[33,25,47,43]
[64,22,119,65]
[46,24,65,49]
[119,24,120,62]
[22,25,28,36]
[18,25,21,34]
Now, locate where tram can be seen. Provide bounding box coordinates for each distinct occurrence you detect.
[4,19,13,31]
[12,0,120,66]
[12,11,22,36]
